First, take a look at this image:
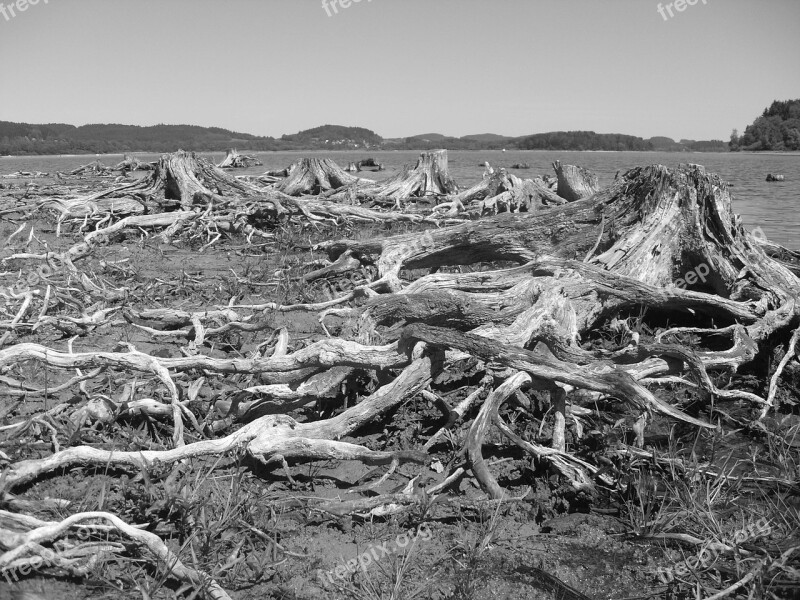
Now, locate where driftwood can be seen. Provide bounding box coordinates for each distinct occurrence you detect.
[552,160,600,201]
[356,158,385,171]
[0,171,49,179]
[450,169,566,215]
[367,149,457,201]
[263,166,292,178]
[33,151,441,255]
[320,163,797,354]
[275,157,367,196]
[44,150,277,215]
[327,150,458,206]
[4,156,798,599]
[113,154,154,172]
[217,148,263,169]
[69,160,112,176]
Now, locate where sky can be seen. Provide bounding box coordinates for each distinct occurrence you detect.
[0,0,798,141]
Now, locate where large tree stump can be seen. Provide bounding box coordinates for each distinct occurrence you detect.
[275,157,367,196]
[341,149,458,204]
[321,163,798,337]
[377,149,457,199]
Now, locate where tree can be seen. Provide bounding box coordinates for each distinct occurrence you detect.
[729,129,740,152]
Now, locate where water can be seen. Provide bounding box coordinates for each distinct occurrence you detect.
[2,150,798,248]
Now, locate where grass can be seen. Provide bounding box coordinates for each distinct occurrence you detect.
[618,423,800,599]
[447,501,506,600]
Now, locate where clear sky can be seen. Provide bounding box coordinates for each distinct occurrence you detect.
[1,0,798,141]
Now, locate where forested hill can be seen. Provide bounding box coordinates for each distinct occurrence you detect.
[280,125,383,148]
[516,131,653,151]
[0,122,279,155]
[731,99,800,151]
[0,120,729,155]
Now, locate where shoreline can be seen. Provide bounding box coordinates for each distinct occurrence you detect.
[0,149,785,159]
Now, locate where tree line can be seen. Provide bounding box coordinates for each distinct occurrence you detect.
[730,99,800,151]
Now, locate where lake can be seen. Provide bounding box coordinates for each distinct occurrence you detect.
[2,150,798,248]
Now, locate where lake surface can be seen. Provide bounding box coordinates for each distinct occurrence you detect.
[2,150,798,248]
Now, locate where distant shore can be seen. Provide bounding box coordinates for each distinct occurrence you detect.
[2,149,800,160]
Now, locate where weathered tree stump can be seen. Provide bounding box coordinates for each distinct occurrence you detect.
[449,169,564,215]
[217,148,263,169]
[114,154,155,172]
[275,157,366,196]
[348,149,458,205]
[356,158,385,171]
[552,160,600,201]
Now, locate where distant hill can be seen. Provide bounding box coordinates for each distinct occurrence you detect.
[407,133,448,141]
[683,139,728,152]
[0,120,735,155]
[461,133,512,143]
[280,124,382,149]
[0,121,278,155]
[648,136,684,151]
[648,136,728,152]
[733,99,800,151]
[517,131,653,152]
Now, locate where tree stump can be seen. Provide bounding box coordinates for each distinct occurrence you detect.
[217,149,263,169]
[364,149,458,203]
[552,160,600,201]
[275,158,366,196]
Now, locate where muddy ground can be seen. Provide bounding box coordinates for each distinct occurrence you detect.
[0,172,798,600]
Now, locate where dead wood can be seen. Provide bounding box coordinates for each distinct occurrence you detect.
[552,160,600,201]
[329,150,458,206]
[217,148,263,169]
[356,158,385,171]
[3,155,799,600]
[69,160,113,176]
[113,154,154,172]
[275,157,368,196]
